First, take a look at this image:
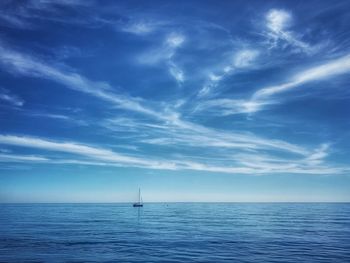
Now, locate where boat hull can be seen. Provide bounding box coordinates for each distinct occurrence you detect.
[133,203,143,207]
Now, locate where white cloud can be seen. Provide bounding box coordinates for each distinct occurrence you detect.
[294,55,350,83]
[195,99,273,115]
[166,33,185,48]
[305,143,330,165]
[0,153,48,162]
[30,113,71,120]
[25,112,88,126]
[198,54,350,116]
[253,54,350,99]
[138,33,185,63]
[140,116,310,156]
[0,134,345,175]
[1,43,344,175]
[168,62,185,84]
[265,9,311,53]
[137,33,186,85]
[121,21,155,35]
[0,0,93,31]
[0,88,24,107]
[209,73,222,82]
[214,150,345,174]
[0,13,31,29]
[0,134,177,170]
[266,9,291,33]
[0,43,306,158]
[231,148,347,175]
[198,49,259,97]
[0,44,166,119]
[233,49,259,68]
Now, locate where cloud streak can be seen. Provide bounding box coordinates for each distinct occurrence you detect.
[197,54,350,115]
[0,153,48,162]
[0,44,164,119]
[265,9,311,53]
[0,88,24,107]
[137,32,186,85]
[0,6,348,178]
[0,134,346,175]
[198,49,259,97]
[120,21,157,35]
[0,134,178,170]
[253,54,350,99]
[0,42,314,159]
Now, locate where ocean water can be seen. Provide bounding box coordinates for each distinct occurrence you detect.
[0,203,349,262]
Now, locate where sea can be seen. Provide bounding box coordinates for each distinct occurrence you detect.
[0,203,349,262]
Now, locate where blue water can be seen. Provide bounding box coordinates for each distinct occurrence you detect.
[0,203,350,262]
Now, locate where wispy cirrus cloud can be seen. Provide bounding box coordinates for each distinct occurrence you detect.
[103,113,312,156]
[197,54,350,115]
[0,0,94,30]
[137,32,186,85]
[168,61,185,84]
[231,49,260,69]
[116,17,170,36]
[0,88,24,107]
[253,54,350,99]
[142,121,309,156]
[231,149,345,175]
[305,144,330,166]
[120,21,156,35]
[137,33,185,64]
[0,12,32,29]
[0,43,165,119]
[0,134,177,170]
[264,9,312,54]
[198,49,259,96]
[25,112,88,126]
[193,98,274,116]
[0,134,268,173]
[0,153,49,162]
[0,134,346,175]
[0,35,347,176]
[0,42,313,159]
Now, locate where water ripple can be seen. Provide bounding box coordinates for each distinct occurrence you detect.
[0,203,350,262]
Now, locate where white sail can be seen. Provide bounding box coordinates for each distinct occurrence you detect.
[133,188,143,207]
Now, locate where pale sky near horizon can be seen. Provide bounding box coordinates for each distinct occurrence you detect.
[0,0,350,202]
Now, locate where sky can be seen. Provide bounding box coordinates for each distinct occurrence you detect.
[0,0,350,202]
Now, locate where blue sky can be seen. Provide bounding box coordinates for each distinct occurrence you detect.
[0,0,350,202]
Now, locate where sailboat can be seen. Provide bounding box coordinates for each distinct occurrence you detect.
[133,188,143,207]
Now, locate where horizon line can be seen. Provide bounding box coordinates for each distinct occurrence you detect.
[1,201,349,204]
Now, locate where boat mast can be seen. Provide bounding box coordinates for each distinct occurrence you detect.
[138,188,141,204]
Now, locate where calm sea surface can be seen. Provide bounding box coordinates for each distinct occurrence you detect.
[0,203,349,262]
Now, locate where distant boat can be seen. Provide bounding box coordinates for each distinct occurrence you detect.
[133,188,143,207]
